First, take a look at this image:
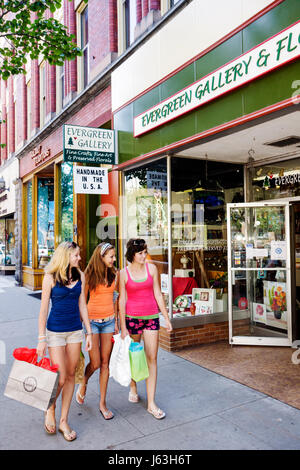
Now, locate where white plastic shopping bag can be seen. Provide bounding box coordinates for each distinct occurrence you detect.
[109,333,132,387]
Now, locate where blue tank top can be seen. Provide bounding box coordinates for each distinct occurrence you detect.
[47,280,82,333]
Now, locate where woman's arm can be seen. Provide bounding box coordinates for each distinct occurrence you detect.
[114,270,119,334]
[79,272,92,350]
[149,264,173,332]
[36,273,53,357]
[119,269,129,338]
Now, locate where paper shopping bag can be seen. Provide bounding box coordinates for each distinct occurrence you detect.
[75,350,85,384]
[4,359,59,411]
[129,342,149,382]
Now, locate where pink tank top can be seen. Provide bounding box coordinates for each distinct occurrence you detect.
[125,263,159,316]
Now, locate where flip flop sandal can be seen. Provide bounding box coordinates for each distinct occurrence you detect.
[44,412,56,435]
[75,384,86,405]
[59,427,77,442]
[128,391,139,403]
[99,409,114,420]
[147,408,166,420]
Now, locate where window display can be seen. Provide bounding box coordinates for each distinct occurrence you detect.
[61,162,73,242]
[0,218,15,267]
[37,178,54,268]
[171,157,244,318]
[27,181,32,267]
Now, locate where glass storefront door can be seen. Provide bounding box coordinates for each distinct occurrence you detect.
[227,202,292,346]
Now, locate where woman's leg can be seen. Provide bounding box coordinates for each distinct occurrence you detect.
[46,346,67,432]
[99,332,114,418]
[129,333,141,399]
[77,333,100,404]
[59,341,81,437]
[143,330,160,411]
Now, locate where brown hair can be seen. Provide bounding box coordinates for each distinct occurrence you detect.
[125,239,147,263]
[84,242,116,291]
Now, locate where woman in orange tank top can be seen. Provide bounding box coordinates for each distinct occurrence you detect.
[76,242,118,420]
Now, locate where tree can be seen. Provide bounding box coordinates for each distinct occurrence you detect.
[0,0,86,80]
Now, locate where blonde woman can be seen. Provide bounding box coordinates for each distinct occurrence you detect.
[37,241,92,442]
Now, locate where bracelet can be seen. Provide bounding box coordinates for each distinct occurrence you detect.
[38,335,46,339]
[86,332,92,336]
[38,339,46,343]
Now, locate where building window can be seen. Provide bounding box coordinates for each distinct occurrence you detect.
[26,80,31,140]
[0,218,15,267]
[27,181,33,267]
[80,6,89,89]
[170,0,180,7]
[56,65,65,112]
[39,62,46,128]
[60,162,73,242]
[37,178,54,268]
[124,0,137,48]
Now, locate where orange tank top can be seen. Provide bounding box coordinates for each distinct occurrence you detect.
[87,280,115,319]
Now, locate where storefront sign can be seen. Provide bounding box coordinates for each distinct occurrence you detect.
[134,21,300,137]
[30,146,51,166]
[73,166,109,194]
[63,124,115,165]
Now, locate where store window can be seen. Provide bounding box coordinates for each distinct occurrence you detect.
[0,219,5,266]
[27,181,33,266]
[171,157,244,317]
[123,159,169,307]
[60,162,73,242]
[252,157,300,201]
[5,218,15,266]
[37,178,54,268]
[0,218,14,268]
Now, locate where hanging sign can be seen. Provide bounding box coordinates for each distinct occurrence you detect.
[134,20,300,137]
[63,124,115,164]
[73,166,109,194]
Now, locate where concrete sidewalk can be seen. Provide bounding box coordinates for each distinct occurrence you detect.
[1,275,300,450]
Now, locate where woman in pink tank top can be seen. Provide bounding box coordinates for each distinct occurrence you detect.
[119,238,172,420]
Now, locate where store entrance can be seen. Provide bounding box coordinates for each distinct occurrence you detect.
[227,201,292,346]
[292,202,300,341]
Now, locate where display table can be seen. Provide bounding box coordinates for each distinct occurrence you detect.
[172,277,198,299]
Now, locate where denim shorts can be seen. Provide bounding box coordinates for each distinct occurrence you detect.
[83,318,116,335]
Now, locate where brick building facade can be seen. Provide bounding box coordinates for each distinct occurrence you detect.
[0,0,179,288]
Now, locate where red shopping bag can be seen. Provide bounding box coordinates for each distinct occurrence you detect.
[12,347,59,372]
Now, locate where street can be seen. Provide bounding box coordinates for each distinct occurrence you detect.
[1,275,300,451]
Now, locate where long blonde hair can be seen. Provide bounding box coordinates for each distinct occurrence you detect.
[45,241,81,286]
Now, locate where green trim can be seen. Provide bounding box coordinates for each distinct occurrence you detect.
[126,314,159,320]
[114,0,300,163]
[131,277,147,283]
